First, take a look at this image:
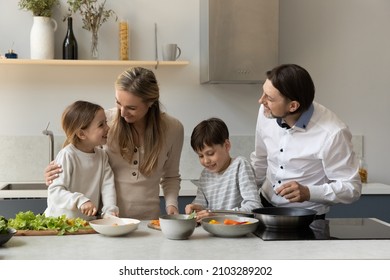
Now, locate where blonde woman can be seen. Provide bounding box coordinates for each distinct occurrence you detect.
[45,67,184,220]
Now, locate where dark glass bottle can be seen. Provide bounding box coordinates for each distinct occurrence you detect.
[5,49,18,59]
[63,17,78,59]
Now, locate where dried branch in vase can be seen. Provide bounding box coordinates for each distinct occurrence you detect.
[65,0,117,33]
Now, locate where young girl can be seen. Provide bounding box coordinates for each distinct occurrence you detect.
[185,117,261,221]
[45,100,119,220]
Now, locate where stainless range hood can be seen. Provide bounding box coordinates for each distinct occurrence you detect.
[200,0,279,84]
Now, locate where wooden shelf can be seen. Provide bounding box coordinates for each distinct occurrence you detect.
[0,59,189,68]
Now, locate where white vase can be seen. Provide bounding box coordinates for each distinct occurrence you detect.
[30,16,58,59]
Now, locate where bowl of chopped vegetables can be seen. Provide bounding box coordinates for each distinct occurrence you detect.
[0,216,16,246]
[89,217,140,237]
[200,216,259,237]
[159,214,197,240]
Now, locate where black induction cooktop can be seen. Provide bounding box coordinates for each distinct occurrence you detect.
[253,218,390,241]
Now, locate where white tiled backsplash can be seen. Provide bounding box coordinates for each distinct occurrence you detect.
[0,135,363,182]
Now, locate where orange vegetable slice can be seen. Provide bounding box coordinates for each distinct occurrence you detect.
[223,219,250,225]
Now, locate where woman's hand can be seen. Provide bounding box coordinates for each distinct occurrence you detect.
[80,201,97,216]
[166,205,179,215]
[44,161,62,186]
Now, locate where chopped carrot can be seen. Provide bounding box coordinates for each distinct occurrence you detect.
[223,219,250,225]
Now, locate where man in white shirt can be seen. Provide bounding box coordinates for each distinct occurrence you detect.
[250,64,362,216]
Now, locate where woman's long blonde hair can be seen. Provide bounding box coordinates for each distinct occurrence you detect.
[109,67,165,176]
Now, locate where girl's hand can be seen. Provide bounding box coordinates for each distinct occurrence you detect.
[80,201,97,216]
[102,212,119,218]
[110,212,119,217]
[44,161,62,186]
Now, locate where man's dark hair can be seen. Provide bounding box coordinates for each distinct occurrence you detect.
[266,64,315,112]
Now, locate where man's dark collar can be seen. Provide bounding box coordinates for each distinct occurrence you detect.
[276,103,314,130]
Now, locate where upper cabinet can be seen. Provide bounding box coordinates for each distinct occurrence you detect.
[200,0,279,84]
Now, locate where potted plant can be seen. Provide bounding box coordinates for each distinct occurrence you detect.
[18,0,60,59]
[65,0,117,59]
[18,0,59,17]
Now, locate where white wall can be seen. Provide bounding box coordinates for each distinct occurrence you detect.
[0,0,259,181]
[0,0,389,184]
[0,0,259,138]
[279,0,390,184]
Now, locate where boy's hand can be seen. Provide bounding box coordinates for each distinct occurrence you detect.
[194,209,214,222]
[185,203,203,214]
[185,204,215,222]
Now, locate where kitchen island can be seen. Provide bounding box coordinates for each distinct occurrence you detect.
[2,219,390,260]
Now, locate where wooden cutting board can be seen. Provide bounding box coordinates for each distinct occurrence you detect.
[15,228,96,236]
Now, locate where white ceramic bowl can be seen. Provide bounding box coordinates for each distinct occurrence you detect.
[159,214,197,240]
[89,218,140,236]
[201,216,259,237]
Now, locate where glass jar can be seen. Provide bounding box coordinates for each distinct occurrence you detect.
[119,20,129,60]
[358,157,368,183]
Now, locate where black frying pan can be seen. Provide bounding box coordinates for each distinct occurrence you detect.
[252,207,317,230]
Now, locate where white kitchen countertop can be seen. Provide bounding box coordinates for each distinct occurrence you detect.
[359,183,390,194]
[0,181,47,199]
[0,181,389,199]
[1,219,390,260]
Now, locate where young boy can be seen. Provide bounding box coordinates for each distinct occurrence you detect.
[185,118,261,221]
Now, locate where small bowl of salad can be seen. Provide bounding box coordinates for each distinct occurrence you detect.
[200,216,259,238]
[89,217,140,237]
[0,216,17,246]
